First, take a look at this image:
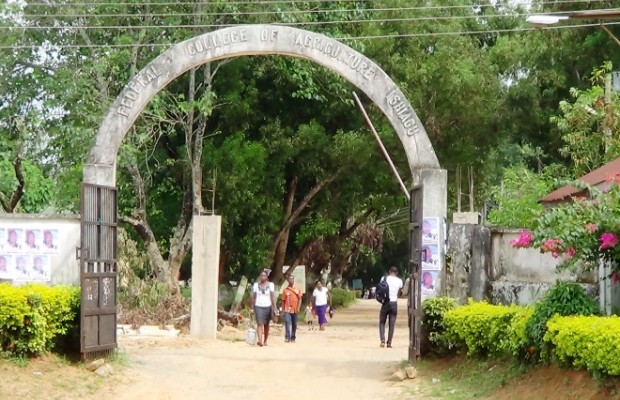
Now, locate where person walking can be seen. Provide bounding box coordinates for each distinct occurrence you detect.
[312,280,330,331]
[252,270,278,346]
[282,274,303,343]
[379,266,403,348]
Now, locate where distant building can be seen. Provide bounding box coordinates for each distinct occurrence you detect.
[540,158,620,207]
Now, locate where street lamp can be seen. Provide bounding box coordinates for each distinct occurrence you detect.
[526,8,620,45]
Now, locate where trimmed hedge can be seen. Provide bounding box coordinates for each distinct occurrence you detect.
[0,283,80,356]
[502,306,535,358]
[426,295,620,378]
[443,300,524,356]
[330,288,356,309]
[545,315,620,376]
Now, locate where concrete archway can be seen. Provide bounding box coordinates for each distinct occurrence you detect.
[84,25,444,186]
[83,25,447,340]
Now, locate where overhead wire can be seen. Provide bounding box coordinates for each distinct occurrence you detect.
[2,21,619,49]
[0,9,594,30]
[11,1,617,18]
[14,0,609,10]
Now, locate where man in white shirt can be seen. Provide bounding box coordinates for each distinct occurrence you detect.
[379,266,403,348]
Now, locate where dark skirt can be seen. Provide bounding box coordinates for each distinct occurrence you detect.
[254,306,272,325]
[315,304,328,325]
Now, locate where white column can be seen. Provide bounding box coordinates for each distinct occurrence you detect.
[190,215,222,338]
[414,168,448,296]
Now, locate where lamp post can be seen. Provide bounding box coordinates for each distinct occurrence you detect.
[527,7,620,152]
[526,8,620,45]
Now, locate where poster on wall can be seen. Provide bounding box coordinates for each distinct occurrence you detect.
[421,243,441,270]
[421,269,439,297]
[422,217,440,244]
[14,255,31,280]
[23,229,41,251]
[30,255,51,281]
[0,223,60,282]
[5,228,24,252]
[0,254,13,279]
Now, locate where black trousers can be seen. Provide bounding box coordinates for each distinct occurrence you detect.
[379,301,398,344]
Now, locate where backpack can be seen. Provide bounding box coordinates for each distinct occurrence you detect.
[375,276,389,304]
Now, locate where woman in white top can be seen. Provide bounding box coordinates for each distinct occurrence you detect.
[312,280,331,331]
[252,270,277,346]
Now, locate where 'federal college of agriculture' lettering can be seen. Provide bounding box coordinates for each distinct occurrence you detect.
[117,65,162,118]
[293,33,377,81]
[386,90,421,137]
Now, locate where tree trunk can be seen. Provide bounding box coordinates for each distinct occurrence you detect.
[269,170,343,282]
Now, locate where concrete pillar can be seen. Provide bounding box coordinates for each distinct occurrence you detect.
[414,168,448,296]
[190,215,222,339]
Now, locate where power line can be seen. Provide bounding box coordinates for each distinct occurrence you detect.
[15,0,608,9]
[1,21,617,49]
[13,2,617,19]
[1,10,590,30]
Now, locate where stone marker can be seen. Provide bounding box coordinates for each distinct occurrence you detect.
[94,364,114,377]
[390,370,407,382]
[85,358,105,372]
[405,366,418,379]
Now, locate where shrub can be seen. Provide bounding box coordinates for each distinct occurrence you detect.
[545,315,620,377]
[0,283,80,357]
[501,306,534,358]
[330,288,356,309]
[422,297,458,354]
[524,281,598,360]
[443,300,523,356]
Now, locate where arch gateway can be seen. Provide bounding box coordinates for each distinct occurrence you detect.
[80,25,447,360]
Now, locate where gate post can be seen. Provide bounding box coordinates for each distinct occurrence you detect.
[190,215,222,339]
[409,168,447,363]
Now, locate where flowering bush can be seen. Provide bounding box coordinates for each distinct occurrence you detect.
[512,179,620,273]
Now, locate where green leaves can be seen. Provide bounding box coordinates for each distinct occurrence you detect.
[524,281,599,362]
[486,164,556,229]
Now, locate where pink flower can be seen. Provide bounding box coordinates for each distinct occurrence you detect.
[566,247,576,258]
[510,230,533,248]
[600,232,619,250]
[585,223,598,233]
[541,238,562,253]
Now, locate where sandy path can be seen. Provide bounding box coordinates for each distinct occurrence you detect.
[107,300,416,400]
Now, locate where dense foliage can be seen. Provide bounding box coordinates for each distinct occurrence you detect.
[512,182,620,274]
[0,284,80,356]
[2,0,620,292]
[523,281,599,360]
[329,288,357,309]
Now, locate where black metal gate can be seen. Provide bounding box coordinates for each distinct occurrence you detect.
[408,185,423,363]
[79,183,118,357]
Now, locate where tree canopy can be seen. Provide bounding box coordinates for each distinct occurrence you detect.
[2,0,620,290]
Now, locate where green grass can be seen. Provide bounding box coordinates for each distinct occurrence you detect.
[413,357,527,399]
[181,287,191,299]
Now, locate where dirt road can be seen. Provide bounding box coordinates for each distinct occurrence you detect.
[110,300,415,400]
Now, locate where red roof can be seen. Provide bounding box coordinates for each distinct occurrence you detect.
[540,157,620,203]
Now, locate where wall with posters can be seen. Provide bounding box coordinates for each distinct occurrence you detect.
[0,215,80,286]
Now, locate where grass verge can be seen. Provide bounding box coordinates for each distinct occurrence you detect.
[411,356,527,399]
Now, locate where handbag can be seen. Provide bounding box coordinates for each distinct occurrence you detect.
[246,314,257,346]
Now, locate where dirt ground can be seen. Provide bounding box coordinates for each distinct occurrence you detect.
[108,299,413,400]
[488,365,620,400]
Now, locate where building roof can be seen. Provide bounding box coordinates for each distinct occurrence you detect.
[540,157,620,203]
